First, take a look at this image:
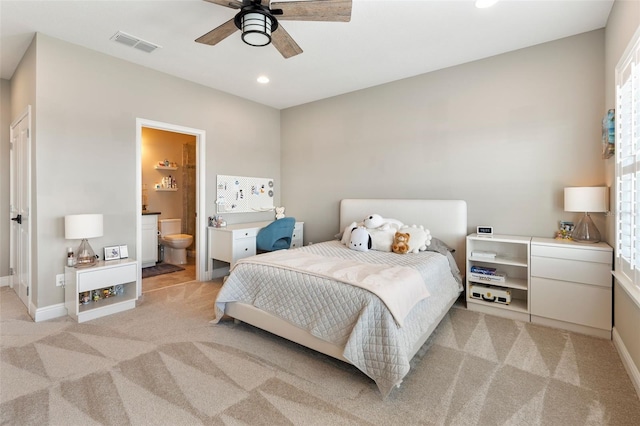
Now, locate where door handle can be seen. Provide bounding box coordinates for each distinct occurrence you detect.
[11,214,22,225]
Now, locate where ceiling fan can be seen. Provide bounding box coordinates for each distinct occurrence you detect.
[196,0,352,58]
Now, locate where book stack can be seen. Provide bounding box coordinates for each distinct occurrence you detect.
[471,250,497,260]
[469,265,506,283]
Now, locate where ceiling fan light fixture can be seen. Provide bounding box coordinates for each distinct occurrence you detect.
[236,8,278,47]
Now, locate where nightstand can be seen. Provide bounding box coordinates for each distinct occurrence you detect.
[466,234,531,322]
[530,237,613,338]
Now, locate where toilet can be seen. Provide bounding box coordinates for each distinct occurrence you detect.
[158,218,193,265]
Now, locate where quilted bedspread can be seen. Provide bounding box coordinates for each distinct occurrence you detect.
[213,240,462,397]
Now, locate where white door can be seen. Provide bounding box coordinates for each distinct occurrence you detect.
[9,107,32,311]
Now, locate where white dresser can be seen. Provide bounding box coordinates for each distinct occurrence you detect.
[530,237,613,338]
[208,221,304,268]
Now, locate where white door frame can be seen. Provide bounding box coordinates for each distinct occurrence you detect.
[135,118,206,295]
[9,105,32,314]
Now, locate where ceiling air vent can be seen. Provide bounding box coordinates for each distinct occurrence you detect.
[110,31,161,53]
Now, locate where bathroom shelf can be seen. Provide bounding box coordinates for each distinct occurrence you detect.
[155,188,178,192]
[155,165,178,170]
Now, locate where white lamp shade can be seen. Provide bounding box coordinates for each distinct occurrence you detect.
[65,214,103,239]
[564,187,609,213]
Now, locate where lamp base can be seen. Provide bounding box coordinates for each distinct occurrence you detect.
[571,213,601,244]
[75,238,98,267]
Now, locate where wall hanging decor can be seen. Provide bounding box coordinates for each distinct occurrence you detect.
[216,175,275,213]
[602,109,615,159]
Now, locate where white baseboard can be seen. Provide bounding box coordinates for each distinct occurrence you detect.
[33,302,67,322]
[613,327,640,399]
[0,275,10,287]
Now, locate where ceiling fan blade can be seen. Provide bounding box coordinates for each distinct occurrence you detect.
[272,0,352,22]
[202,0,243,10]
[195,19,238,45]
[271,25,303,59]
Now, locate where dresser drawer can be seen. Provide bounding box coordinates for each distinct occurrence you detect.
[78,263,136,293]
[531,277,611,330]
[530,256,611,288]
[530,244,611,264]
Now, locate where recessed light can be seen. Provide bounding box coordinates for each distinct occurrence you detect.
[257,75,270,84]
[475,0,499,8]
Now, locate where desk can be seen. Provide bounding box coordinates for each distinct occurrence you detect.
[208,221,304,268]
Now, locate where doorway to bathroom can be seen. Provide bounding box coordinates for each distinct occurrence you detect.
[135,119,206,295]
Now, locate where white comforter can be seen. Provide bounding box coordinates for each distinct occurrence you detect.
[213,240,462,396]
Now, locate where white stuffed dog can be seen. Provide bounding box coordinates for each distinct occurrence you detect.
[349,226,371,252]
[364,214,404,231]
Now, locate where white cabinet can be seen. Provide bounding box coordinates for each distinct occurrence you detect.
[530,238,612,338]
[466,234,531,322]
[141,214,158,268]
[65,259,138,323]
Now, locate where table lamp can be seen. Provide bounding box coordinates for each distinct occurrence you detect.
[65,214,103,267]
[564,187,608,243]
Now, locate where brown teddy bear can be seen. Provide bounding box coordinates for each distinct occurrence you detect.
[392,231,411,254]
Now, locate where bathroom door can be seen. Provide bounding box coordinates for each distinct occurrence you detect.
[9,106,32,311]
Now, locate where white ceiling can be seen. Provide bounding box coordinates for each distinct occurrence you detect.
[0,0,614,109]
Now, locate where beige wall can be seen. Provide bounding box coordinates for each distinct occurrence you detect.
[9,33,280,311]
[605,0,640,391]
[0,79,10,278]
[281,30,606,245]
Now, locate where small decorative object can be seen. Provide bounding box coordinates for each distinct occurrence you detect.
[275,206,286,219]
[555,221,574,239]
[119,245,129,259]
[392,232,410,254]
[92,290,100,302]
[164,159,169,166]
[114,284,124,295]
[80,291,91,305]
[602,109,615,159]
[67,247,75,267]
[104,246,120,261]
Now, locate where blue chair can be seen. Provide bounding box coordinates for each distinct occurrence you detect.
[256,217,296,253]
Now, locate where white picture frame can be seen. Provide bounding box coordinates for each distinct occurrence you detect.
[119,245,129,259]
[104,246,120,261]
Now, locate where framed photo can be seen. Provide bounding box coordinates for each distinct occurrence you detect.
[602,109,615,159]
[119,245,129,259]
[104,246,120,261]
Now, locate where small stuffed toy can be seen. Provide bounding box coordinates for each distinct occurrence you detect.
[275,206,286,219]
[400,225,432,253]
[349,226,371,252]
[364,214,404,231]
[392,232,411,254]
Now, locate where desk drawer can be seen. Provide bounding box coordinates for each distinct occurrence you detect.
[78,263,136,292]
[233,238,256,261]
[233,228,258,239]
[530,256,611,288]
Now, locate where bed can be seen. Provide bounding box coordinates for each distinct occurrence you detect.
[212,199,467,396]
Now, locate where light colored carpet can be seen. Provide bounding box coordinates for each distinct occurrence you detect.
[1,283,639,425]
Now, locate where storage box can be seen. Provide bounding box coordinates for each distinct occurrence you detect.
[469,271,506,283]
[469,284,511,304]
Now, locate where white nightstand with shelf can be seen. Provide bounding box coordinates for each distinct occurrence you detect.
[530,237,613,338]
[65,259,138,323]
[466,234,532,322]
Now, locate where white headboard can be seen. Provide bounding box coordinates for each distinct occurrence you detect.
[340,199,468,269]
